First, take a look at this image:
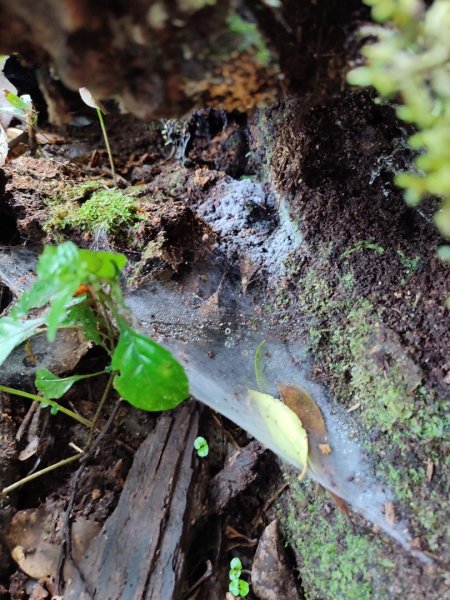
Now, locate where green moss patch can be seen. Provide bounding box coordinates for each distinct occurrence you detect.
[280,478,395,600]
[44,183,141,238]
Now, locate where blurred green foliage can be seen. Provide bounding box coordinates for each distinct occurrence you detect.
[348,0,450,243]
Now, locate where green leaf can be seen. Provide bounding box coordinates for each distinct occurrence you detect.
[12,242,127,341]
[437,245,450,263]
[12,243,83,339]
[0,316,45,366]
[79,248,127,282]
[63,303,102,345]
[229,557,242,581]
[229,579,250,597]
[194,436,209,457]
[5,90,29,113]
[35,368,102,399]
[248,389,309,478]
[111,319,189,411]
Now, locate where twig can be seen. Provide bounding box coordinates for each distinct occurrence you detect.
[56,398,123,595]
[15,400,39,441]
[0,385,93,428]
[86,372,114,448]
[1,453,82,497]
[182,560,213,599]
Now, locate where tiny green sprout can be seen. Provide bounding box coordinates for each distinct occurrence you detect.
[229,578,250,598]
[229,557,242,580]
[228,558,249,597]
[194,436,209,457]
[50,405,59,416]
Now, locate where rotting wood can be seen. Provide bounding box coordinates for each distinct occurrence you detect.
[64,400,200,600]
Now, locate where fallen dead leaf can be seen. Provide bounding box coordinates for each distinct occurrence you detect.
[6,507,100,580]
[426,460,434,482]
[251,520,302,600]
[249,389,308,477]
[328,490,350,519]
[279,384,327,442]
[18,435,39,461]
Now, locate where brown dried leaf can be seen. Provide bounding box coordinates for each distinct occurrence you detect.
[279,384,327,443]
[6,508,100,579]
[328,490,350,519]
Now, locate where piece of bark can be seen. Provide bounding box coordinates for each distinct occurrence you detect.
[209,440,264,514]
[64,401,200,600]
[251,519,303,600]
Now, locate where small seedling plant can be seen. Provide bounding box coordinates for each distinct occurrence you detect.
[0,241,189,494]
[194,436,209,457]
[228,557,250,598]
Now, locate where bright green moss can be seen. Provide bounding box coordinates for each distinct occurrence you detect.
[280,478,394,600]
[45,184,140,237]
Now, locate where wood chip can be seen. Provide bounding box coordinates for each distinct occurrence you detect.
[426,460,434,482]
[318,443,332,455]
[384,501,396,525]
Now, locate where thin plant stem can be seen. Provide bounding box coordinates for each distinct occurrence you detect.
[86,372,115,448]
[96,108,116,183]
[0,385,93,428]
[1,453,82,496]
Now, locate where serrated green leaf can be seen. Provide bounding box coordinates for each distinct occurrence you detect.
[35,368,100,399]
[111,319,189,411]
[248,389,309,478]
[63,303,102,345]
[0,315,45,366]
[12,243,127,342]
[12,243,84,339]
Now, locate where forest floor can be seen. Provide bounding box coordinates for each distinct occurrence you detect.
[0,92,449,600]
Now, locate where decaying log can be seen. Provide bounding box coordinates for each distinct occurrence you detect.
[65,401,200,600]
[0,0,362,120]
[0,0,281,120]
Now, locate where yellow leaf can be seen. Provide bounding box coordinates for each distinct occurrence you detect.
[248,389,308,478]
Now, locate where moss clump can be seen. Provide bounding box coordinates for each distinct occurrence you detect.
[280,478,394,600]
[45,184,140,237]
[76,190,138,233]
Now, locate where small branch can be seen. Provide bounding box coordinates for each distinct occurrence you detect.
[0,385,93,428]
[1,453,82,496]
